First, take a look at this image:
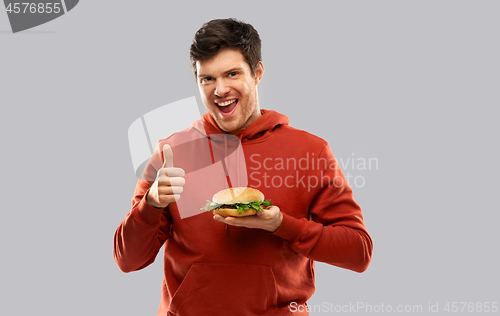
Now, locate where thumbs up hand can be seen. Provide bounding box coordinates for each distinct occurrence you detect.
[146,144,186,209]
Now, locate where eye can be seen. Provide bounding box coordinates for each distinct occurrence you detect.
[228,72,237,77]
[201,77,213,84]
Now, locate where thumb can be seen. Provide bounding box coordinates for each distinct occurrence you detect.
[163,144,174,168]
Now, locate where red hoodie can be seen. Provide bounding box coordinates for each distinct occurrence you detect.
[114,110,373,316]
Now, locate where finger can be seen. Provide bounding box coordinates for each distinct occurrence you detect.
[167,177,185,186]
[258,205,281,220]
[166,167,185,177]
[157,186,184,195]
[158,194,180,206]
[256,210,266,217]
[163,144,174,168]
[156,168,185,183]
[213,214,225,222]
[256,208,273,219]
[157,174,186,187]
[223,216,259,227]
[156,168,169,184]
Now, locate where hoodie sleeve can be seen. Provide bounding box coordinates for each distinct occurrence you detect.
[113,143,172,273]
[272,143,373,273]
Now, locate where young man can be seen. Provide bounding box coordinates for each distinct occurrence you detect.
[114,18,373,316]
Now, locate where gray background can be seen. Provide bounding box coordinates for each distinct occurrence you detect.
[1,1,498,315]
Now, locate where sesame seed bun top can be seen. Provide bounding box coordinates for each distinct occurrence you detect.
[212,187,264,204]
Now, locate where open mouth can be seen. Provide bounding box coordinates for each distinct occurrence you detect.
[216,99,238,116]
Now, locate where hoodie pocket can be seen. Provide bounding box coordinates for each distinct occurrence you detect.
[168,262,281,316]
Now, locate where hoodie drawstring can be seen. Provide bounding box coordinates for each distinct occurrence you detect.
[224,136,228,189]
[224,136,229,231]
[237,133,244,188]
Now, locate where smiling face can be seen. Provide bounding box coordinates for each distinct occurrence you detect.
[196,49,264,133]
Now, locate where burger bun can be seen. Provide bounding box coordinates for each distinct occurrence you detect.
[212,187,265,217]
[213,207,257,217]
[212,187,264,204]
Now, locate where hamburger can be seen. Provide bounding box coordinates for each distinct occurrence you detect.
[201,187,273,217]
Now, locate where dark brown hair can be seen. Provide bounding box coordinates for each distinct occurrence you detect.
[190,18,262,77]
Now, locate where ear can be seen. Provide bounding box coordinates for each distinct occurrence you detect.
[254,61,264,85]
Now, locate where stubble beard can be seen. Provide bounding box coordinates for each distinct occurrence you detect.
[209,90,259,133]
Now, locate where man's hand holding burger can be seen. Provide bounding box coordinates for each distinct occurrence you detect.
[146,144,185,209]
[203,187,283,232]
[214,206,283,232]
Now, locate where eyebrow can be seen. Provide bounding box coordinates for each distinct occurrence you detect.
[197,67,245,78]
[224,67,244,74]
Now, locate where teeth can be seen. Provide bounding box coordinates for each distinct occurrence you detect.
[217,99,236,107]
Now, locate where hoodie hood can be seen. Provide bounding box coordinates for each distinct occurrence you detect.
[189,109,290,215]
[192,109,289,142]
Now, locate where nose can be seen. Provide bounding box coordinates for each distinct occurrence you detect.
[214,79,230,97]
